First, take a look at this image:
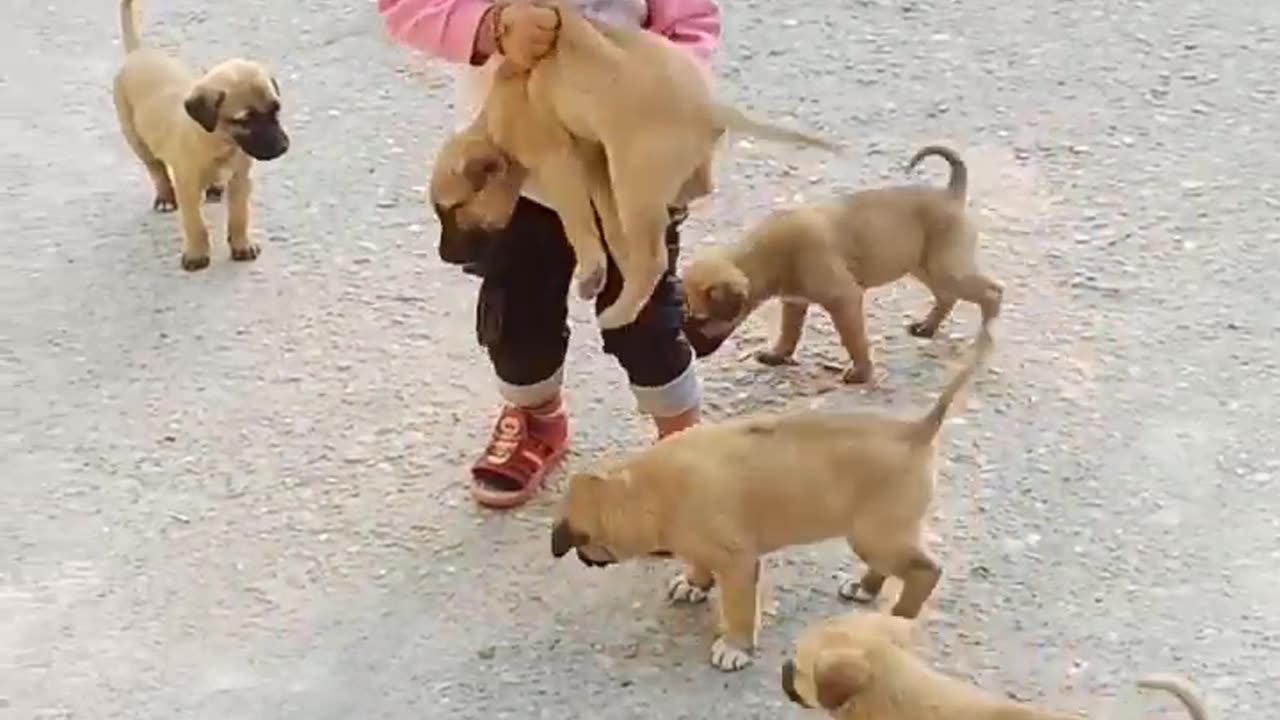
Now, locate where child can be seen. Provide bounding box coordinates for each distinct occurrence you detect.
[378,0,722,508]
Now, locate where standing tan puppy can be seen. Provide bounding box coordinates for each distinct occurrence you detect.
[780,611,1209,720]
[429,0,840,329]
[550,320,995,672]
[113,0,289,271]
[681,145,1002,383]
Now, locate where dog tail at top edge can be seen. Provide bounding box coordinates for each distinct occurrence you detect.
[906,144,967,201]
[120,0,142,54]
[711,103,844,154]
[907,319,994,445]
[1135,674,1210,720]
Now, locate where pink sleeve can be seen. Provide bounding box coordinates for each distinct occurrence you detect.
[376,0,491,64]
[646,0,721,67]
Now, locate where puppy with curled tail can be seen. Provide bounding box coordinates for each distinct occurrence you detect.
[681,143,1001,383]
[781,611,1209,720]
[113,0,290,271]
[550,320,995,672]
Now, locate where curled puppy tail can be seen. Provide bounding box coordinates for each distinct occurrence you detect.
[907,144,967,202]
[711,103,844,153]
[120,0,142,53]
[908,319,995,444]
[1135,674,1209,720]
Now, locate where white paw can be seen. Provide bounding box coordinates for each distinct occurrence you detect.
[666,573,709,604]
[838,578,876,604]
[709,637,754,672]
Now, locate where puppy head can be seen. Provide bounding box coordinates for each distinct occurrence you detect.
[781,613,916,712]
[429,126,526,261]
[682,248,750,325]
[185,59,289,161]
[550,467,652,568]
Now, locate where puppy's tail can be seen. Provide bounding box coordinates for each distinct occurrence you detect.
[1135,674,1210,720]
[907,319,994,444]
[711,104,844,154]
[907,144,967,201]
[120,0,142,54]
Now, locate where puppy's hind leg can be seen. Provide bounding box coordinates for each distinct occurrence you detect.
[540,150,610,302]
[595,149,685,330]
[908,283,957,339]
[710,558,762,672]
[923,231,1003,328]
[756,300,809,366]
[114,93,175,212]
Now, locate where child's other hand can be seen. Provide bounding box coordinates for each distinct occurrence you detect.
[496,2,560,69]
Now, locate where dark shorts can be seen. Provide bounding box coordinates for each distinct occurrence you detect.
[445,197,695,397]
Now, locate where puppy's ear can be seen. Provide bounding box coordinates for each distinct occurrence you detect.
[184,87,227,133]
[707,281,746,321]
[813,648,872,712]
[460,154,504,193]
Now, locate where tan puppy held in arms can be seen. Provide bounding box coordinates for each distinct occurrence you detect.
[112,0,289,271]
[780,611,1209,720]
[682,145,1002,383]
[428,0,841,330]
[549,320,995,672]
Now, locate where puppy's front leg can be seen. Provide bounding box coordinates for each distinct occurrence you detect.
[226,168,260,262]
[823,289,875,384]
[174,178,211,271]
[756,300,809,366]
[710,558,761,672]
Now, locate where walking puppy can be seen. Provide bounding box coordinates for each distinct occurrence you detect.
[429,0,840,329]
[681,145,1002,382]
[112,0,289,271]
[780,611,1209,720]
[550,320,995,672]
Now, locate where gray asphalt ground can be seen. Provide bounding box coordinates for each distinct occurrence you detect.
[3,0,1279,718]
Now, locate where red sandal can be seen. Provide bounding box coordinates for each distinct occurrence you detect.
[470,404,569,509]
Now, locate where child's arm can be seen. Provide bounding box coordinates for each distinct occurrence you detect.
[377,0,497,64]
[646,0,722,67]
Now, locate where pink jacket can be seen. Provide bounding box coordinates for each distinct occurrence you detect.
[377,0,721,67]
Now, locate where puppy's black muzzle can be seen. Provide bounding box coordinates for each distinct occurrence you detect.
[682,315,732,358]
[574,548,615,568]
[236,123,290,161]
[780,659,809,707]
[434,204,497,277]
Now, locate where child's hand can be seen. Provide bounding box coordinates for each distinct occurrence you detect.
[495,2,561,69]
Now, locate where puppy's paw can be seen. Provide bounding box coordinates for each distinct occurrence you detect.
[204,185,224,203]
[755,349,797,367]
[907,320,937,338]
[153,194,177,213]
[837,578,878,604]
[841,364,876,385]
[230,243,260,262]
[666,573,710,604]
[181,253,210,272]
[709,637,754,672]
[575,262,607,300]
[597,302,640,331]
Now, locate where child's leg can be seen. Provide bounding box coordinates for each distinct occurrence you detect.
[597,205,700,440]
[471,197,576,509]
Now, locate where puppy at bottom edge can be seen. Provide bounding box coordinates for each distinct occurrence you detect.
[779,613,1210,720]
